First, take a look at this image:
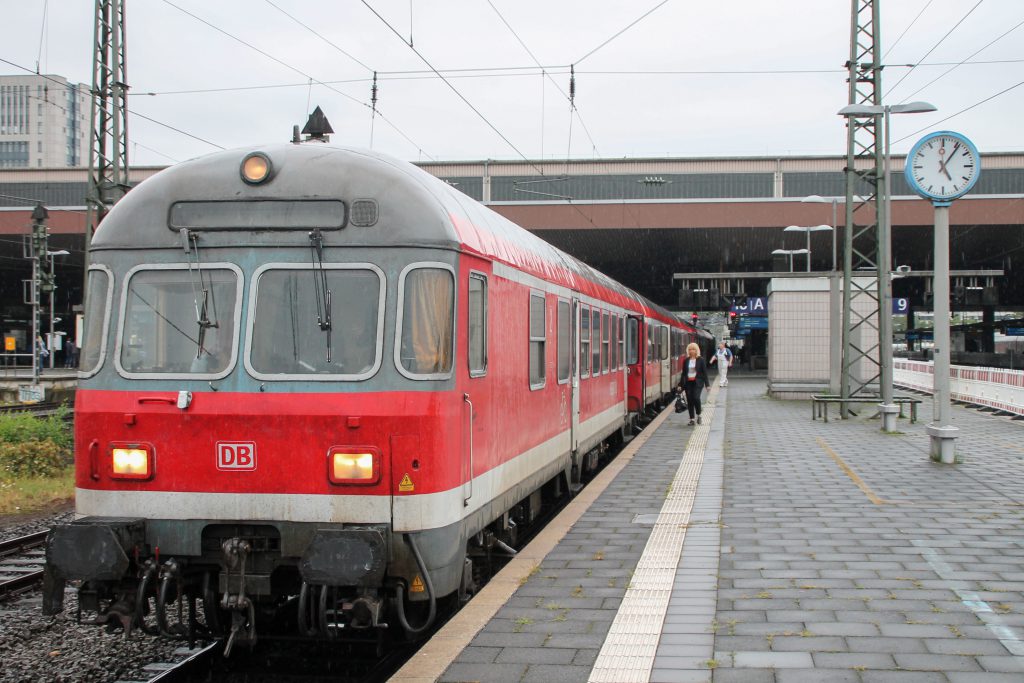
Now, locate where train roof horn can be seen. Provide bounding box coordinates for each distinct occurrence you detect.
[299,106,334,143]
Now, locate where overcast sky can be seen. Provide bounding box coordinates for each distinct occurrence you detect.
[3,0,1022,167]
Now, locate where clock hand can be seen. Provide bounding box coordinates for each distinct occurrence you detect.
[942,142,960,180]
[938,157,952,181]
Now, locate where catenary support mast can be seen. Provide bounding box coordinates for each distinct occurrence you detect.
[85,0,130,298]
[840,0,885,416]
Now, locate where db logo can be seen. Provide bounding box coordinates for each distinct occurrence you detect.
[216,442,257,471]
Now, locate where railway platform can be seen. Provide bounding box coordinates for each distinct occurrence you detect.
[393,376,1024,683]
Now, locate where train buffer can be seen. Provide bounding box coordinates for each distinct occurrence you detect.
[811,393,922,423]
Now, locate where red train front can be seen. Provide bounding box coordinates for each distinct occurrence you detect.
[43,139,700,650]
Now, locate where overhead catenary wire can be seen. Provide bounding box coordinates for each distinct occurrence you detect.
[484,0,599,156]
[897,17,1024,104]
[574,0,672,65]
[359,0,536,170]
[884,0,985,99]
[262,0,373,72]
[35,0,49,74]
[894,77,1024,146]
[0,56,225,151]
[882,0,935,61]
[160,0,434,160]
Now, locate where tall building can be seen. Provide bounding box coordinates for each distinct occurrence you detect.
[0,73,89,168]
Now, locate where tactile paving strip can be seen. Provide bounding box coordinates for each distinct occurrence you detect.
[588,387,718,683]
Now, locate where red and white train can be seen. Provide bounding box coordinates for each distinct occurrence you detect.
[43,135,712,650]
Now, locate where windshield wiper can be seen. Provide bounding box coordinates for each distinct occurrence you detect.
[183,229,219,359]
[308,228,332,363]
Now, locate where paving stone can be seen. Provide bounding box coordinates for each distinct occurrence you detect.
[776,670,860,683]
[519,664,592,683]
[730,651,814,668]
[894,653,983,672]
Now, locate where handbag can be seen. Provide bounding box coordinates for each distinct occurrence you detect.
[674,395,687,413]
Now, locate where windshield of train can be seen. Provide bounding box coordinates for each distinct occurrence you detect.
[250,267,381,377]
[80,269,111,374]
[120,268,238,374]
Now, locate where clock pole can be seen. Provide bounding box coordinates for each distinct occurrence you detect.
[906,130,979,464]
[927,203,959,463]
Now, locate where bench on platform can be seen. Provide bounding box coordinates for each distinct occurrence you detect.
[811,394,922,424]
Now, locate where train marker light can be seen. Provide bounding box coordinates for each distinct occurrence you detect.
[328,448,380,485]
[241,152,273,185]
[111,444,153,479]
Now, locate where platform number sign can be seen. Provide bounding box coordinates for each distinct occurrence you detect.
[892,297,910,315]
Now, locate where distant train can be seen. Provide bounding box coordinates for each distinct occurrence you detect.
[43,135,712,651]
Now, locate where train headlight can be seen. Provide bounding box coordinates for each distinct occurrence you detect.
[240,152,273,185]
[328,448,380,485]
[110,444,153,480]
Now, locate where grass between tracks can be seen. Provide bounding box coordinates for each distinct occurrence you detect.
[0,407,75,515]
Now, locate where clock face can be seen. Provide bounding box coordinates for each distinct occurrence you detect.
[906,132,979,201]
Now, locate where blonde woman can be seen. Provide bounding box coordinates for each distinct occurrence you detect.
[677,342,710,425]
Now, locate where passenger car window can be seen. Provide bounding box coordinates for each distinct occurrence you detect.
[469,273,487,376]
[529,292,546,388]
[119,267,239,376]
[398,266,454,377]
[580,307,591,378]
[249,266,382,378]
[557,300,570,383]
[626,317,638,365]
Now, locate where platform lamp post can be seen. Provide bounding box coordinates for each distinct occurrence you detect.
[838,101,938,433]
[801,195,840,271]
[47,250,70,369]
[772,248,809,272]
[783,225,832,272]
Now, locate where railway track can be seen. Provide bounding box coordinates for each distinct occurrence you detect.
[0,529,48,601]
[0,400,71,418]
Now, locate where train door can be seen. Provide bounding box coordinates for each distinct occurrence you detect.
[570,296,581,454]
[659,325,671,399]
[463,271,489,506]
[626,315,644,415]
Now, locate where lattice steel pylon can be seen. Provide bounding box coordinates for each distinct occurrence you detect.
[85,0,130,279]
[839,0,885,416]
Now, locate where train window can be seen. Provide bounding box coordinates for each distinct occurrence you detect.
[626,317,638,365]
[580,307,590,378]
[117,265,241,378]
[397,265,455,379]
[591,309,600,375]
[618,316,625,369]
[646,324,654,362]
[79,266,113,377]
[249,265,383,380]
[602,312,610,373]
[557,300,570,383]
[468,273,487,377]
[611,313,618,370]
[529,292,546,389]
[660,326,669,361]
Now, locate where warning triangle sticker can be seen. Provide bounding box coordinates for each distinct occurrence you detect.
[410,575,425,592]
[399,473,414,492]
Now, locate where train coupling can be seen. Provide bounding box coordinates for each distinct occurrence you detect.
[220,538,256,657]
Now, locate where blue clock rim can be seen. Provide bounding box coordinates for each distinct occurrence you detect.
[904,130,980,206]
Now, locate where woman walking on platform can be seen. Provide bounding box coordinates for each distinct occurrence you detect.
[678,342,710,426]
